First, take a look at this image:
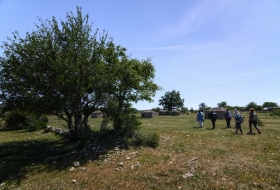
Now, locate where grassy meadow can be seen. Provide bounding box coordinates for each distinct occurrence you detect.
[0,112,280,189]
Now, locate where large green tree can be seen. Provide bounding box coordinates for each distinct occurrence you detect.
[159,90,184,111]
[262,102,278,108]
[0,7,159,138]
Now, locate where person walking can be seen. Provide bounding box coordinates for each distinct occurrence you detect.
[248,108,261,134]
[209,110,217,129]
[234,110,243,134]
[196,109,205,128]
[224,109,232,128]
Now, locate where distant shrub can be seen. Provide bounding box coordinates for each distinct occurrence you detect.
[3,111,48,131]
[257,118,264,127]
[180,107,188,114]
[27,116,48,132]
[4,110,29,130]
[126,132,159,148]
[151,107,161,113]
[270,109,280,116]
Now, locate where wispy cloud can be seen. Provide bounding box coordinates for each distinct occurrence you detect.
[161,0,233,38]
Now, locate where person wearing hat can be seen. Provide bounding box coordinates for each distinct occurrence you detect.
[248,108,261,134]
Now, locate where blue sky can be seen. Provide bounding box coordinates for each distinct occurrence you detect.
[1,0,280,110]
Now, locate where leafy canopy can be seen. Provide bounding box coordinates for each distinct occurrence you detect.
[0,7,160,138]
[262,102,278,108]
[159,90,184,111]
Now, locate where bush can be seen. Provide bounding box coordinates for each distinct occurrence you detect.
[28,119,48,132]
[3,110,29,130]
[126,132,160,148]
[151,107,161,113]
[270,109,280,116]
[3,111,48,131]
[257,118,264,127]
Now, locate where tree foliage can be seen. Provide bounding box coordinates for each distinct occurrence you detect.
[245,102,262,111]
[217,101,227,108]
[262,102,278,108]
[158,90,184,111]
[0,7,160,138]
[199,102,207,111]
[101,55,160,135]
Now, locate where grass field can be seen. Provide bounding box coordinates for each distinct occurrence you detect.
[0,112,280,189]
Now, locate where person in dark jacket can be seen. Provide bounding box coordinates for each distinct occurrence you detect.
[224,109,232,128]
[209,110,217,129]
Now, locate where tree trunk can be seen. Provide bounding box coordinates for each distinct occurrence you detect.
[83,114,90,134]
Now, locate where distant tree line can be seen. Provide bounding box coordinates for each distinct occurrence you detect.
[155,91,279,113]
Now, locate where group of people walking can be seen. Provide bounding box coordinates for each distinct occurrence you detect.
[196,108,261,134]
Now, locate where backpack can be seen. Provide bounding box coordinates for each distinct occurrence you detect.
[225,111,231,119]
[227,112,232,119]
[237,115,244,123]
[252,113,258,121]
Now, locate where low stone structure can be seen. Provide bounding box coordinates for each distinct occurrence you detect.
[141,111,158,118]
[158,109,181,116]
[91,111,103,118]
[204,107,226,119]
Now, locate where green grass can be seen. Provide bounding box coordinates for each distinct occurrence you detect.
[0,112,280,189]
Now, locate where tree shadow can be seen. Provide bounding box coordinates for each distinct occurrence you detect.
[246,132,257,135]
[0,130,121,185]
[193,126,202,129]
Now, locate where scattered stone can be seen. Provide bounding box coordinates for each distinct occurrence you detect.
[69,167,75,172]
[0,183,5,187]
[73,162,80,167]
[183,172,194,178]
[118,162,124,166]
[131,165,134,169]
[134,162,141,167]
[81,167,86,170]
[185,158,197,165]
[115,168,121,171]
[126,157,131,160]
[222,178,226,180]
[72,179,76,183]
